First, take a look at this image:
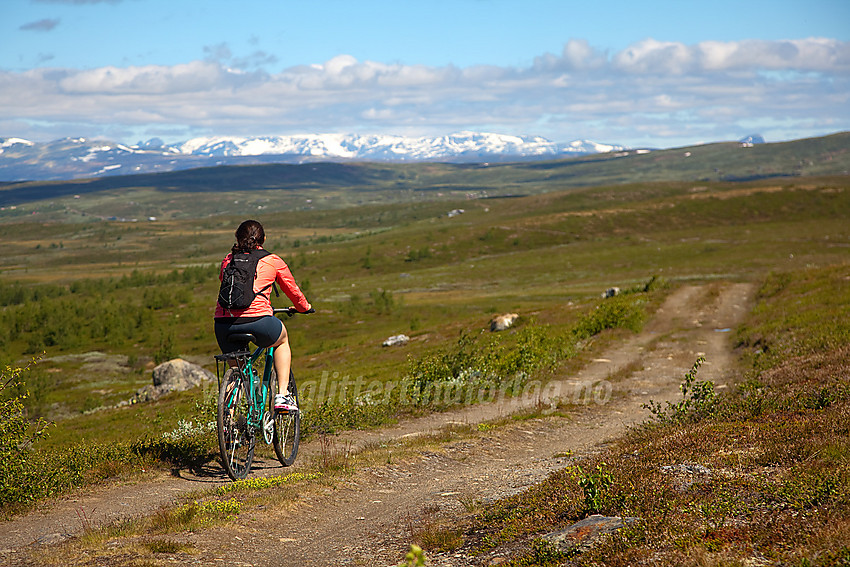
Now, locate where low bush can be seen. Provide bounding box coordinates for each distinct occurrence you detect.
[573,462,614,514]
[642,356,718,424]
[216,471,323,495]
[0,362,217,513]
[408,324,575,405]
[572,293,646,340]
[303,396,395,436]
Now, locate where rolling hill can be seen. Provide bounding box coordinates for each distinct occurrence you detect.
[0,132,847,221]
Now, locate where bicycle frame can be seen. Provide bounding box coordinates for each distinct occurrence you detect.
[216,344,276,430]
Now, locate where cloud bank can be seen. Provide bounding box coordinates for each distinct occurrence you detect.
[1,37,847,147]
[19,18,61,32]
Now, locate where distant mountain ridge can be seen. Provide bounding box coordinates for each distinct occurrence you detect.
[0,132,628,182]
[1,132,846,215]
[172,132,623,160]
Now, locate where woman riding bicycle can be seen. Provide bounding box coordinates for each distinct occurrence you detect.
[214,219,312,412]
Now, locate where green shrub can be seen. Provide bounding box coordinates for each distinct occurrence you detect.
[154,329,178,364]
[408,324,573,401]
[495,325,573,379]
[132,423,217,472]
[508,539,570,567]
[408,332,496,394]
[643,356,717,424]
[399,544,426,567]
[303,396,394,436]
[0,361,51,506]
[145,538,191,554]
[216,471,323,495]
[3,439,133,509]
[572,295,646,340]
[0,367,217,511]
[370,288,397,314]
[572,462,614,514]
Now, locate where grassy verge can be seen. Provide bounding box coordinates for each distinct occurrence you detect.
[426,263,850,566]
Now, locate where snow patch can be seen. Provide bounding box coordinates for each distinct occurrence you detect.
[94,164,122,175]
[1,138,35,148]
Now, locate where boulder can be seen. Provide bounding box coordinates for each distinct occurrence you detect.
[543,514,639,553]
[382,334,410,347]
[490,313,519,332]
[602,287,620,298]
[135,358,215,402]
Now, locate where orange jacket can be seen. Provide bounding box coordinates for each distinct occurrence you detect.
[214,249,311,318]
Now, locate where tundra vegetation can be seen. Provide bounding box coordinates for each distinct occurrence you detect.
[449,264,850,566]
[0,142,848,564]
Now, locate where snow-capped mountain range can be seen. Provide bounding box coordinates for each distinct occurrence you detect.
[0,132,629,182]
[172,132,623,160]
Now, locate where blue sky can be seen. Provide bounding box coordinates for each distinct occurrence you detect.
[2,0,849,148]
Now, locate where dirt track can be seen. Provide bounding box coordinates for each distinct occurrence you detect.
[1,283,754,566]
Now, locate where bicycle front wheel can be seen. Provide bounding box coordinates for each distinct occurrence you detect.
[217,367,255,480]
[272,370,301,467]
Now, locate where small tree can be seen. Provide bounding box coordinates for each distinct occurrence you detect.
[155,329,177,364]
[643,356,716,423]
[0,361,51,504]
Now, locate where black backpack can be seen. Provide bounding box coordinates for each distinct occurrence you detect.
[217,249,274,310]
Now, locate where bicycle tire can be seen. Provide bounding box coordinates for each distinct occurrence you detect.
[217,367,255,480]
[272,369,301,467]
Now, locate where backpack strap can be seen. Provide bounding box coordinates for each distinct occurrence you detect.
[252,249,277,300]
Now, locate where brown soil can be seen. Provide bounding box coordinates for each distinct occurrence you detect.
[1,282,754,566]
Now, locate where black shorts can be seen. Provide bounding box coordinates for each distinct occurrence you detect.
[214,316,284,353]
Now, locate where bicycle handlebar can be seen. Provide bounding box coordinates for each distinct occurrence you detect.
[274,307,315,317]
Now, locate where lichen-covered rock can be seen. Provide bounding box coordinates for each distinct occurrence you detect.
[490,313,519,332]
[382,334,410,347]
[602,287,620,298]
[543,514,639,553]
[134,358,214,402]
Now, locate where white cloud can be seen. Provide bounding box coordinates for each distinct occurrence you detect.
[614,38,697,74]
[1,38,848,147]
[321,54,359,76]
[614,37,850,74]
[56,61,235,94]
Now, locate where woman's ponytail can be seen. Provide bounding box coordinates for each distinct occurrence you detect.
[232,219,265,254]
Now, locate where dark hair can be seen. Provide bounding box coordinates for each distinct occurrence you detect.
[232,219,265,254]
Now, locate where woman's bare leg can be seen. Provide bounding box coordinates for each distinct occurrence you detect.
[271,324,291,394]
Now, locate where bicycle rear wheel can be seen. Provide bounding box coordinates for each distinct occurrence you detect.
[217,367,255,480]
[272,370,301,467]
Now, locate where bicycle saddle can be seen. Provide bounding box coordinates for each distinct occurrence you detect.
[228,333,256,345]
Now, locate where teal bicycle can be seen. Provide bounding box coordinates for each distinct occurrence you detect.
[214,307,309,481]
